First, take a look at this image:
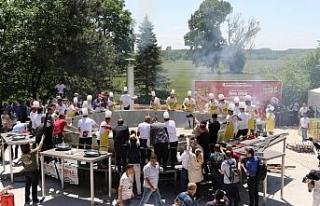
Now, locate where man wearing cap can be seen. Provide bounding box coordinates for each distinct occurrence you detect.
[138,116,152,165]
[150,118,169,171]
[235,102,250,139]
[77,108,99,149]
[183,91,196,128]
[166,90,177,111]
[174,182,198,206]
[205,93,219,115]
[218,94,229,117]
[120,87,138,110]
[265,104,275,135]
[53,113,73,145]
[118,164,135,206]
[223,103,241,141]
[150,91,161,111]
[245,95,257,135]
[163,111,178,170]
[113,119,130,173]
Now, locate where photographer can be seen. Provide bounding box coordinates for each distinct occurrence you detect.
[303,170,320,206]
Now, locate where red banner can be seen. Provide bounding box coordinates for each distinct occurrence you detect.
[194,80,282,109]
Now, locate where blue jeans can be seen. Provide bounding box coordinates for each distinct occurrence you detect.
[139,187,164,206]
[301,127,308,140]
[180,168,188,192]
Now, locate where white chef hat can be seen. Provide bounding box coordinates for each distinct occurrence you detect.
[218,94,225,100]
[209,93,214,99]
[151,91,156,97]
[234,96,240,103]
[109,92,114,98]
[187,90,192,96]
[163,111,170,119]
[124,86,128,92]
[228,103,235,111]
[170,89,175,95]
[245,95,252,102]
[239,102,246,109]
[105,110,112,118]
[32,101,40,108]
[87,95,92,101]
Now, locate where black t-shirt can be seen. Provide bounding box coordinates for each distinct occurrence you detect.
[197,131,210,151]
[208,121,220,144]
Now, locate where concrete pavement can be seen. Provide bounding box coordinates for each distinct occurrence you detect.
[0,127,317,205]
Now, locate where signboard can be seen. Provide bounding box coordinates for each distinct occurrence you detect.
[194,80,282,109]
[44,162,79,185]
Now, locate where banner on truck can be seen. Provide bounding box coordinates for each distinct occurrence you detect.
[194,80,282,109]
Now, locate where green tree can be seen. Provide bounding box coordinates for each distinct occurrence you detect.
[135,16,169,98]
[184,0,232,70]
[0,0,132,100]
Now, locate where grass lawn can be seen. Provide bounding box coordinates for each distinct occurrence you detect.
[162,59,286,102]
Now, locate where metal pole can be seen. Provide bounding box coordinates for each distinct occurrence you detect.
[41,154,45,198]
[263,160,267,204]
[108,155,112,198]
[90,162,94,206]
[281,138,286,199]
[61,158,64,189]
[9,145,13,182]
[2,137,4,171]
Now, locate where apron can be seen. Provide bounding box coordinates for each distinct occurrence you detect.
[151,99,160,110]
[220,103,229,116]
[185,99,195,113]
[68,110,76,118]
[109,101,116,112]
[208,101,218,115]
[167,98,177,110]
[246,106,256,130]
[266,113,275,133]
[99,129,110,152]
[224,116,234,141]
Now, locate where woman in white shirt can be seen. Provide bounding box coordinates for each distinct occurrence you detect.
[188,148,204,200]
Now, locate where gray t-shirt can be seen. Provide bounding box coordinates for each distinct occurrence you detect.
[221,158,236,184]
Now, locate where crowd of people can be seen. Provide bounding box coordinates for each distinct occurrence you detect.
[0,83,317,206]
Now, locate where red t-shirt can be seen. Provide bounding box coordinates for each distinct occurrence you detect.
[53,119,67,135]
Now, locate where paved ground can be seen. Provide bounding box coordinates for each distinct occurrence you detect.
[0,127,317,205]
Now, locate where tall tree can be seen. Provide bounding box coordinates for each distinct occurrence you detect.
[222,13,260,73]
[0,0,132,100]
[135,16,169,97]
[184,0,232,70]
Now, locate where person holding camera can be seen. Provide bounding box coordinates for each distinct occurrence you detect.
[303,170,320,206]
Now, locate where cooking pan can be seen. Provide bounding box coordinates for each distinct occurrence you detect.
[12,135,26,141]
[55,142,72,151]
[84,149,100,157]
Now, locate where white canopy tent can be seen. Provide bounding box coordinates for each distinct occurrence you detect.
[308,88,320,110]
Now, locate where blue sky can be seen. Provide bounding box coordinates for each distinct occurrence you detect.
[124,0,319,50]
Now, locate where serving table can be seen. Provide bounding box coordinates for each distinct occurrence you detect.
[40,148,112,206]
